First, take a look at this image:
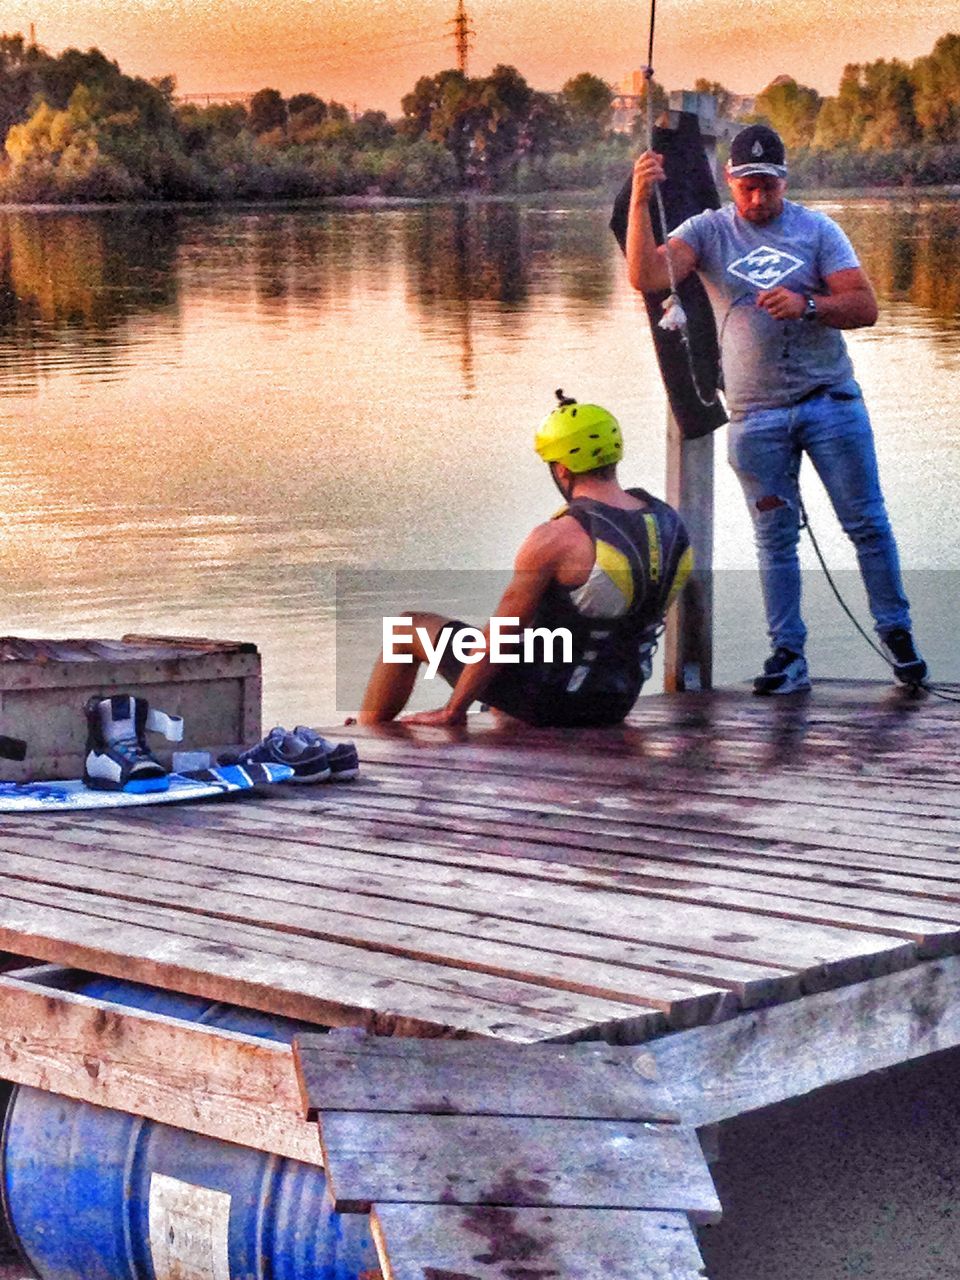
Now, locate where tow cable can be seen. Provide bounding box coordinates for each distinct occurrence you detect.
[641,0,718,409]
[799,496,960,703]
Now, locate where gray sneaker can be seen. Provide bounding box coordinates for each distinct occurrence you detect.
[753,648,811,696]
[219,727,331,783]
[293,727,360,781]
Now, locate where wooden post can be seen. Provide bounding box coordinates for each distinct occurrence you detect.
[664,418,714,692]
[663,92,734,693]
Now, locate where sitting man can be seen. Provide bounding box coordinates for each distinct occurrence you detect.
[358,394,693,728]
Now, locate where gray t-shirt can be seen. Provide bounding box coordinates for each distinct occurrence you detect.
[672,200,860,416]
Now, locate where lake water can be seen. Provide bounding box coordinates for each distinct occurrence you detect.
[0,195,958,727]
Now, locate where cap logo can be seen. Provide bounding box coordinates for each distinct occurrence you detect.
[752,141,764,156]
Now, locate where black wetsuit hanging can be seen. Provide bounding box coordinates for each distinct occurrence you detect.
[610,112,728,440]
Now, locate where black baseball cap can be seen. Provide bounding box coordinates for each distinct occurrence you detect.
[727,124,787,178]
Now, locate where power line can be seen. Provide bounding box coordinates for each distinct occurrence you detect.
[232,31,450,77]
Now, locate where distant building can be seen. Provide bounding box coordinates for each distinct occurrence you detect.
[177,92,257,108]
[611,71,647,134]
[729,93,756,119]
[611,73,757,134]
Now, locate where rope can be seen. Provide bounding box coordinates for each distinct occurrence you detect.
[642,3,719,410]
[798,495,960,704]
[646,0,657,69]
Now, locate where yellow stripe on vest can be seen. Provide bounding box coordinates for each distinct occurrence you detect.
[644,514,661,583]
[594,538,635,610]
[666,544,696,609]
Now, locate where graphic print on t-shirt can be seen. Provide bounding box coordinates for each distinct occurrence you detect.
[727,246,804,289]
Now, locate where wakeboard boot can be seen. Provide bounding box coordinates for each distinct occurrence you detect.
[83,694,184,793]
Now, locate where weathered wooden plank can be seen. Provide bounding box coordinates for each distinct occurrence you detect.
[295,1036,679,1122]
[292,767,960,853]
[0,829,746,1024]
[350,734,960,819]
[72,804,960,955]
[0,886,630,1043]
[0,829,921,992]
[160,791,960,888]
[0,849,673,1035]
[114,793,960,903]
[371,1205,706,1280]
[319,1113,721,1222]
[649,953,960,1127]
[204,799,960,903]
[15,816,807,1005]
[353,723,960,788]
[0,975,320,1163]
[241,778,960,870]
[292,782,960,866]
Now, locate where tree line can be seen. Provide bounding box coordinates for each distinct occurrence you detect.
[0,30,958,203]
[748,35,960,184]
[0,35,645,201]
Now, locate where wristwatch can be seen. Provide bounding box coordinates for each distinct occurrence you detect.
[802,294,819,322]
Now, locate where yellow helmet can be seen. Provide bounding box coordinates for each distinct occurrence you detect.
[534,392,623,474]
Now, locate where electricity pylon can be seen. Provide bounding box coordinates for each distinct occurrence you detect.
[448,0,475,75]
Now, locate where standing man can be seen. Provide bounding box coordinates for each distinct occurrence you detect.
[626,123,925,693]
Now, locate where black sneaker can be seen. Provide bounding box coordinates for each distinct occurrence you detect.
[753,648,811,696]
[880,628,927,686]
[219,727,331,783]
[294,726,360,781]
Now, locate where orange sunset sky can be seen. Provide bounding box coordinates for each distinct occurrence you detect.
[3,0,957,112]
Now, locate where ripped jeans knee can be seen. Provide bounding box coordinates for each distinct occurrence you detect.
[743,484,801,558]
[755,493,790,514]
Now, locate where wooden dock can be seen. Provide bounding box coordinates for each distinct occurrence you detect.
[1,678,959,1277]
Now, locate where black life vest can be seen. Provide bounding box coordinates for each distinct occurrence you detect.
[524,488,693,721]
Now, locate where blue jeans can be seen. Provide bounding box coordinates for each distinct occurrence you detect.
[728,379,911,655]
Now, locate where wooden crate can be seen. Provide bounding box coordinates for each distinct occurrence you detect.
[0,634,261,782]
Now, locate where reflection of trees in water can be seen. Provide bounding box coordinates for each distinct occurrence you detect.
[404,201,617,309]
[180,210,400,314]
[405,203,528,306]
[403,201,616,395]
[403,203,529,396]
[840,203,960,333]
[0,210,179,388]
[525,207,618,308]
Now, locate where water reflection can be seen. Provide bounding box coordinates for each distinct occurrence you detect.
[0,199,955,373]
[0,196,955,725]
[0,211,179,393]
[835,201,960,336]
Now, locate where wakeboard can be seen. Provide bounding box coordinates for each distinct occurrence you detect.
[610,111,728,440]
[0,762,293,813]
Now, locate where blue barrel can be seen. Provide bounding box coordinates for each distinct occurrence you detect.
[1,980,378,1280]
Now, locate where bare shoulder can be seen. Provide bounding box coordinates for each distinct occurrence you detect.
[514,515,584,571]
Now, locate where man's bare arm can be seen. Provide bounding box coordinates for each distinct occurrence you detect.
[626,150,698,294]
[756,267,878,329]
[402,522,566,727]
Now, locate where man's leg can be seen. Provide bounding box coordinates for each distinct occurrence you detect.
[728,406,807,656]
[358,611,455,724]
[799,386,912,636]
